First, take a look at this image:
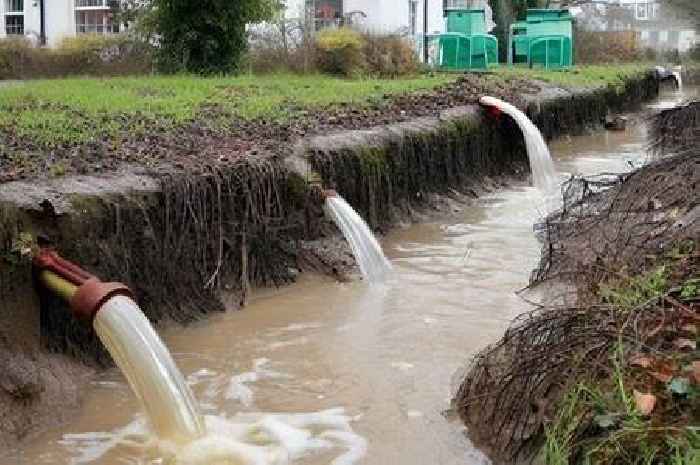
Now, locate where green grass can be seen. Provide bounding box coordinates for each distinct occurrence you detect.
[0,65,653,147]
[499,63,652,89]
[0,73,454,145]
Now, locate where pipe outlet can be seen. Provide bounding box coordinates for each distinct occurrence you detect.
[34,249,133,323]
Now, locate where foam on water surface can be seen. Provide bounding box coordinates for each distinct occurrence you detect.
[57,408,365,465]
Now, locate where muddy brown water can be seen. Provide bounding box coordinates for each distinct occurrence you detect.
[4,88,695,465]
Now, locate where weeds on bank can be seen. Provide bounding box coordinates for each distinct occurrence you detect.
[500,64,651,90]
[543,241,699,465]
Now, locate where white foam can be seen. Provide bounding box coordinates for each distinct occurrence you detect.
[391,362,415,371]
[225,359,291,407]
[59,409,366,465]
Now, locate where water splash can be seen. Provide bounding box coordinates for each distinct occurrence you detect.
[324,195,392,282]
[479,96,558,194]
[93,295,206,444]
[58,408,366,465]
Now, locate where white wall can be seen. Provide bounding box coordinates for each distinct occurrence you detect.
[45,0,75,47]
[23,0,42,41]
[344,0,444,35]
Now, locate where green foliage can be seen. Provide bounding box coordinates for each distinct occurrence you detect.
[544,353,698,465]
[599,266,669,310]
[146,0,281,74]
[315,28,367,77]
[680,278,699,299]
[544,383,593,465]
[498,64,651,89]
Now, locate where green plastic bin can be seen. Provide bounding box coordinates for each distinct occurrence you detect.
[508,9,574,69]
[445,9,487,35]
[438,9,498,70]
[439,33,498,70]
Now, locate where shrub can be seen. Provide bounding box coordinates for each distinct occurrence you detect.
[315,27,366,77]
[363,34,420,78]
[146,0,279,74]
[575,28,642,64]
[0,35,152,80]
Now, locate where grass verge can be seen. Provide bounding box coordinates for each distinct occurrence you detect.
[0,65,653,148]
[544,241,699,465]
[0,73,454,146]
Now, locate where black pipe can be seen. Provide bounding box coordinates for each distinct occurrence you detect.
[39,0,46,45]
[423,0,428,63]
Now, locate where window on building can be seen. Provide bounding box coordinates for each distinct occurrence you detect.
[636,3,648,20]
[75,0,108,7]
[5,0,22,13]
[75,10,119,34]
[5,15,23,35]
[409,0,418,36]
[312,0,343,30]
[5,0,23,35]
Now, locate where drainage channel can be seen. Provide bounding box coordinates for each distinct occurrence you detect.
[4,87,694,465]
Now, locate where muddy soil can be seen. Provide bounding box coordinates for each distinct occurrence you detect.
[0,74,543,183]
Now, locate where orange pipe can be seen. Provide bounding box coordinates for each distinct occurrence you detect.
[34,248,133,323]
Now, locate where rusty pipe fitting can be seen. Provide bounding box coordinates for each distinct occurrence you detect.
[322,189,338,199]
[33,249,133,323]
[478,100,503,121]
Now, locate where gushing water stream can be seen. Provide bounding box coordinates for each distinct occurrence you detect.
[479,96,558,195]
[93,296,205,444]
[324,195,392,282]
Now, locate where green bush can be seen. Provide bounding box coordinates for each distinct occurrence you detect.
[146,0,279,74]
[315,27,367,77]
[0,35,153,80]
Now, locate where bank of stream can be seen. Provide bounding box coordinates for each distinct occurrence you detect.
[2,84,692,464]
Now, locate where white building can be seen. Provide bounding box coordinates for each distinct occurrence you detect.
[286,0,493,37]
[571,0,696,52]
[0,0,120,47]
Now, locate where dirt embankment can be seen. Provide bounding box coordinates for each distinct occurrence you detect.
[454,113,699,464]
[0,72,655,183]
[0,72,661,450]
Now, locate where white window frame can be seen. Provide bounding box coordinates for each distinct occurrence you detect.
[4,0,23,35]
[75,9,119,34]
[636,2,648,20]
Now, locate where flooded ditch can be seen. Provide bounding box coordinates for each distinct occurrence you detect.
[2,85,695,465]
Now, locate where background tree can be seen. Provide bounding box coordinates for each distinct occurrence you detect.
[144,0,281,74]
[488,0,541,63]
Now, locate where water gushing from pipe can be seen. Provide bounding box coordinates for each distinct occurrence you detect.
[479,96,558,194]
[93,295,206,444]
[324,195,392,282]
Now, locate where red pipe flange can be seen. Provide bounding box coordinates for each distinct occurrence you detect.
[70,279,133,323]
[34,248,133,323]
